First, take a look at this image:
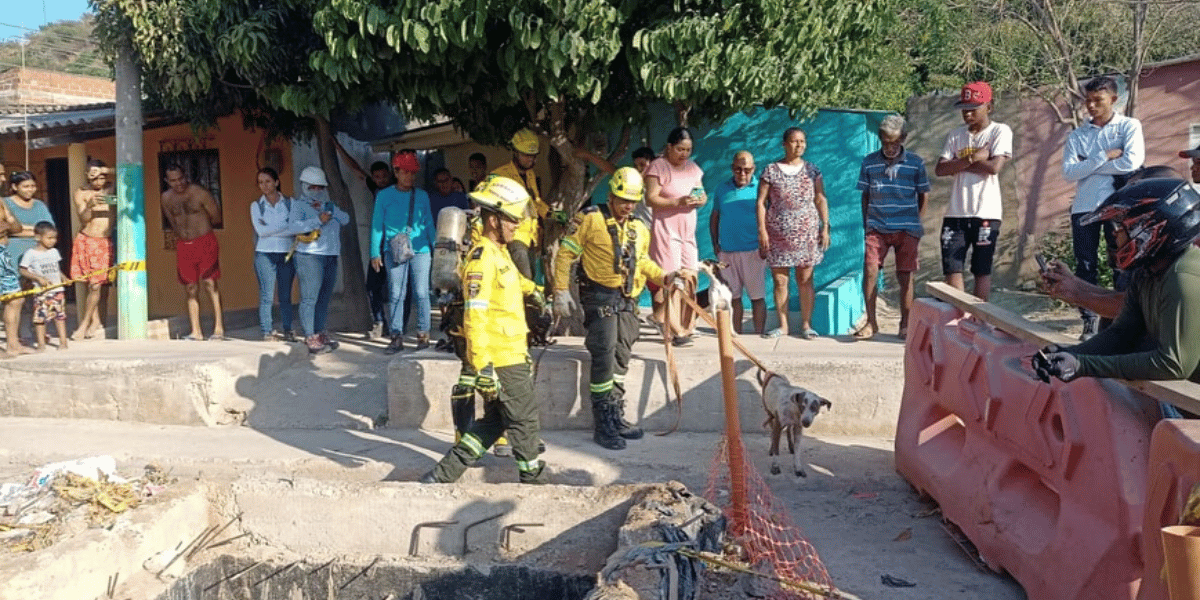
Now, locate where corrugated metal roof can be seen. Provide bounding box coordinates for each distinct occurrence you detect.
[0,105,116,136]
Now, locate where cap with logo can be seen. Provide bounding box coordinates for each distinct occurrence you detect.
[954,81,993,110]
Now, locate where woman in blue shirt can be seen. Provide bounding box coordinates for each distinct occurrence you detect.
[5,171,54,354]
[370,151,435,354]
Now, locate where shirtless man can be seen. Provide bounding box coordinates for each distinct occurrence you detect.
[160,163,225,340]
[71,159,115,339]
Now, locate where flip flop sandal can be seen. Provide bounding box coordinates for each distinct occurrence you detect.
[208,334,226,341]
[761,328,784,339]
[802,328,819,340]
[181,335,202,341]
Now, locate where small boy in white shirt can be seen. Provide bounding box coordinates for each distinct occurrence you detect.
[19,221,68,350]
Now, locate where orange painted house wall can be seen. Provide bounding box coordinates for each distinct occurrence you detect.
[2,114,293,318]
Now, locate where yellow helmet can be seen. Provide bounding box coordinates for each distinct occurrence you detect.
[510,128,540,155]
[609,166,645,202]
[470,176,531,222]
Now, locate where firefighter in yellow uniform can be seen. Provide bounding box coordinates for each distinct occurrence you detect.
[422,176,549,484]
[553,167,676,450]
[492,128,550,280]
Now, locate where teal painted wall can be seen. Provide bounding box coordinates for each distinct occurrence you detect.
[593,107,890,333]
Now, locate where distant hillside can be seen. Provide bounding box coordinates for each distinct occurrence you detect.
[0,16,108,79]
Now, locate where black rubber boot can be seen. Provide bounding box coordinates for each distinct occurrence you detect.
[449,384,475,442]
[519,462,551,485]
[592,402,626,450]
[614,399,643,440]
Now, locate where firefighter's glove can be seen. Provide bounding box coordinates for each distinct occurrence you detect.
[1032,345,1080,383]
[476,364,498,399]
[553,290,578,319]
[527,288,547,311]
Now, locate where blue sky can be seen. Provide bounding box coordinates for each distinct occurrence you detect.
[0,0,92,40]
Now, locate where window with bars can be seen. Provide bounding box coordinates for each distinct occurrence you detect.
[158,147,223,249]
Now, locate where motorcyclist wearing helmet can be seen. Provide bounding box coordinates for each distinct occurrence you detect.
[553,167,678,450]
[421,176,550,484]
[1034,178,1200,386]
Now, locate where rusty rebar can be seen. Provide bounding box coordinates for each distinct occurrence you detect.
[501,523,544,551]
[408,521,458,557]
[462,512,506,556]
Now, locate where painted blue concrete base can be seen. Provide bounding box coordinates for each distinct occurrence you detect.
[812,272,864,336]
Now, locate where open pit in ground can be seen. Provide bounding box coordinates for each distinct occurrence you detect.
[2,476,755,600]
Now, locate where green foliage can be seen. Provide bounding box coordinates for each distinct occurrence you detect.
[93,0,893,206]
[1037,226,1114,291]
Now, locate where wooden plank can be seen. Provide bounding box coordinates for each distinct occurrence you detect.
[926,281,1200,415]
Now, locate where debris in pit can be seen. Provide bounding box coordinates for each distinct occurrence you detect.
[0,458,177,553]
[881,574,916,588]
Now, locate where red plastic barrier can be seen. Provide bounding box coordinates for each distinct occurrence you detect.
[1140,420,1200,600]
[897,298,1157,600]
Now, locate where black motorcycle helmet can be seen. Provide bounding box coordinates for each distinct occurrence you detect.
[1081,178,1200,271]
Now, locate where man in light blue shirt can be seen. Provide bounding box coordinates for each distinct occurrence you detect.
[1061,76,1144,340]
[708,151,765,334]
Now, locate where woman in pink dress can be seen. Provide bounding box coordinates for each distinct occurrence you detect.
[757,127,829,339]
[644,127,706,346]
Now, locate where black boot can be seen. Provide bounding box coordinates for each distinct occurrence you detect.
[592,402,626,450]
[613,398,643,440]
[450,384,475,442]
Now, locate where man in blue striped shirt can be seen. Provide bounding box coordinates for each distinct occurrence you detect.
[856,115,930,340]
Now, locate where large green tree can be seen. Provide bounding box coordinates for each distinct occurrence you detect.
[93,0,890,298]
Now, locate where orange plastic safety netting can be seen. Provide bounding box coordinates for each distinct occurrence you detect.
[704,436,835,599]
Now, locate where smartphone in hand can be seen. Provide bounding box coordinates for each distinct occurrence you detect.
[1035,253,1049,273]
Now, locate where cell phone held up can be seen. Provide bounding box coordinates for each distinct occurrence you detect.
[1035,253,1049,273]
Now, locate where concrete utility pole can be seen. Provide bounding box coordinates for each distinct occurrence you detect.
[114,41,148,339]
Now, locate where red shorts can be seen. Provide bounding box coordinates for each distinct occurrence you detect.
[865,230,919,272]
[176,230,221,284]
[70,233,114,285]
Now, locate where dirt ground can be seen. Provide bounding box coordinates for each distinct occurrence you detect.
[0,284,1083,600]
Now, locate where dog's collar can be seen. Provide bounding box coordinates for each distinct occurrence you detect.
[762,370,781,388]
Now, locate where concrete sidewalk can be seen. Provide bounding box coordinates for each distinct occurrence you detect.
[0,319,907,435]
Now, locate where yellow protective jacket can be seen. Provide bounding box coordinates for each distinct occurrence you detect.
[491,162,549,247]
[554,204,664,297]
[462,237,538,369]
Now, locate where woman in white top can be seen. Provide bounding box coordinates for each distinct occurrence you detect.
[250,167,296,341]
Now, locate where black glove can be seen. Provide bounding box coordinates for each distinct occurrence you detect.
[1032,346,1080,383]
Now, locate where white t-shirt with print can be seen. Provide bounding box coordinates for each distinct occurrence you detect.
[939,121,1013,220]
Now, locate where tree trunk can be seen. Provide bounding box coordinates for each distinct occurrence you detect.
[314,116,372,332]
[1126,0,1148,118]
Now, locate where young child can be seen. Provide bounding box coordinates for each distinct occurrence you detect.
[18,221,68,351]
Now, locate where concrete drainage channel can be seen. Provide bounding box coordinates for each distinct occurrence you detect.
[2,477,727,600]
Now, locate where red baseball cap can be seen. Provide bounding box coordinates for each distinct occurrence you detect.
[954,81,993,109]
[1179,144,1200,159]
[391,150,419,173]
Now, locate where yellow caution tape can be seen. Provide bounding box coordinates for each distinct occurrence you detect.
[0,261,146,302]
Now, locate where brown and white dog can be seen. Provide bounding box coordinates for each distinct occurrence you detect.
[756,369,831,477]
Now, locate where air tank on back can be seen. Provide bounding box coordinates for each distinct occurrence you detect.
[431,207,469,292]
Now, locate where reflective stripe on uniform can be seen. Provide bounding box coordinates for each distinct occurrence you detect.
[459,433,486,458]
[590,379,614,394]
[612,373,625,384]
[465,300,489,310]
[457,373,477,386]
[516,458,542,472]
[560,237,582,255]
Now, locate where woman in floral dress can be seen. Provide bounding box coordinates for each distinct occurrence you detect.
[756,127,829,339]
